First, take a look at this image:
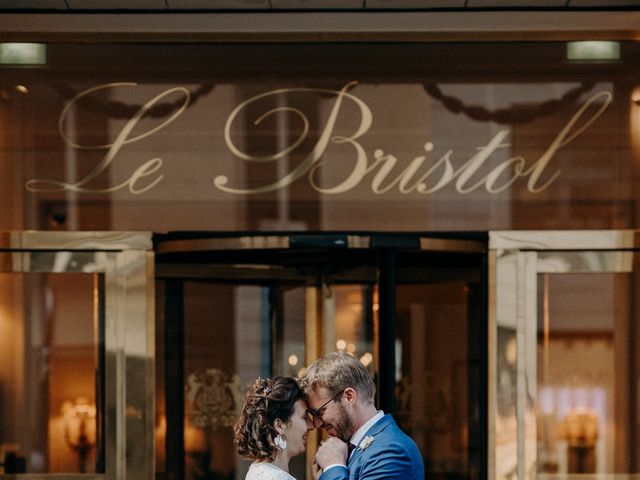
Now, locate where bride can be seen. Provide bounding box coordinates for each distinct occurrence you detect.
[234,376,313,479]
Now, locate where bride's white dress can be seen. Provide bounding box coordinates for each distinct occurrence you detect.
[245,462,296,480]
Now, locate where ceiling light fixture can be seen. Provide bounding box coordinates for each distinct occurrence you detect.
[566,41,620,63]
[0,43,46,66]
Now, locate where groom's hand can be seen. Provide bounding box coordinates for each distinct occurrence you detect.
[315,437,348,468]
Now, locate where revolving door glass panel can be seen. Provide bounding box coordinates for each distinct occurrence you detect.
[490,231,640,480]
[536,257,640,476]
[0,253,105,475]
[394,251,486,480]
[155,238,486,480]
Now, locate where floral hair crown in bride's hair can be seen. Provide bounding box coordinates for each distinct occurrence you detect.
[253,377,272,396]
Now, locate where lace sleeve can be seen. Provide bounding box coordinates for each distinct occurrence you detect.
[245,462,297,480]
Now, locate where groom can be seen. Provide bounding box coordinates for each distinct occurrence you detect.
[300,351,424,480]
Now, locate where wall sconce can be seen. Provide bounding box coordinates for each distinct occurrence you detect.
[561,406,599,473]
[61,397,96,473]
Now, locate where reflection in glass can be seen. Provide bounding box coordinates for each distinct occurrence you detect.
[61,397,97,473]
[536,272,639,475]
[0,271,102,474]
[181,282,258,480]
[331,285,374,375]
[275,286,306,379]
[396,281,482,480]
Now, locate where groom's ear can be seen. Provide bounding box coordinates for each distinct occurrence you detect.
[343,387,357,405]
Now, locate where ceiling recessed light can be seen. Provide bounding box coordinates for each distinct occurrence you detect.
[0,43,46,66]
[566,41,620,63]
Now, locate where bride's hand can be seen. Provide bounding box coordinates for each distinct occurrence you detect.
[311,459,323,480]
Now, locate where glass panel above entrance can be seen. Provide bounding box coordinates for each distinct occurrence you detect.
[2,42,639,233]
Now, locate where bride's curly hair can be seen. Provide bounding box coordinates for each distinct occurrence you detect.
[233,376,304,461]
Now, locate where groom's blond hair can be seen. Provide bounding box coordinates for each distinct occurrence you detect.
[300,351,376,405]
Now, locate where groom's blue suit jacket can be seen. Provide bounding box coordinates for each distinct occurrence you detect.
[319,414,425,480]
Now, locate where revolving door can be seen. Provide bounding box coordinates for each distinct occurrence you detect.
[154,232,488,480]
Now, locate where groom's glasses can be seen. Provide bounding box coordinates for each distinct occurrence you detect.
[306,390,344,423]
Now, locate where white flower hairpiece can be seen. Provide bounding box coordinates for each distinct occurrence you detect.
[359,435,375,451]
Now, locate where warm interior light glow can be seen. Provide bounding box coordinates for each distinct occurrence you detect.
[184,423,206,452]
[360,352,373,367]
[288,354,298,366]
[61,397,96,473]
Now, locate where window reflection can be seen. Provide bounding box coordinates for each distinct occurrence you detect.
[537,272,638,475]
[396,280,482,480]
[0,271,102,474]
[331,285,374,374]
[275,286,306,378]
[182,282,262,480]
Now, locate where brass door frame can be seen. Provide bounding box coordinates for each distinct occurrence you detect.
[488,230,640,480]
[0,231,154,480]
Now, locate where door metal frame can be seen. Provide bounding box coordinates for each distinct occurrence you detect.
[488,230,640,480]
[0,231,154,480]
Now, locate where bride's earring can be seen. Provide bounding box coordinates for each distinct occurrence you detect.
[274,434,287,450]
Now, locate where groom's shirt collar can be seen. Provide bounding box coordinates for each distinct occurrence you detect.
[350,410,384,449]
